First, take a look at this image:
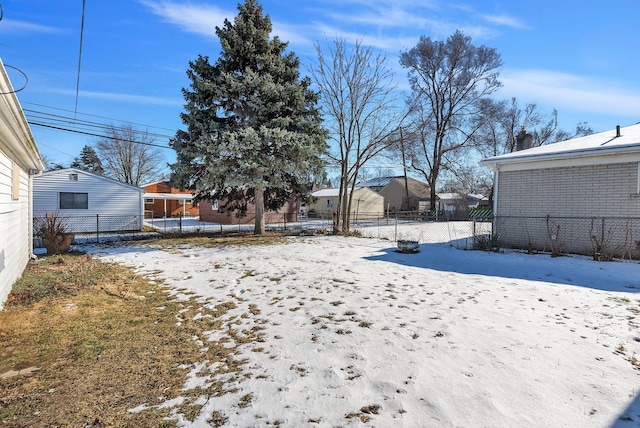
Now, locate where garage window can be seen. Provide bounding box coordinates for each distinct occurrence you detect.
[60,192,88,209]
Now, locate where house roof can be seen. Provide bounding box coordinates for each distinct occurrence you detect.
[468,194,488,201]
[311,187,384,198]
[0,59,45,172]
[480,123,640,168]
[312,188,363,197]
[437,193,463,200]
[144,192,193,201]
[356,176,404,188]
[357,176,430,198]
[38,168,144,192]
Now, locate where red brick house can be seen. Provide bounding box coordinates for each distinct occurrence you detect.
[142,180,198,218]
[199,197,298,225]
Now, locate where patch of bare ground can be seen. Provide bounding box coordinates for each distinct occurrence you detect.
[0,247,261,426]
[140,229,290,249]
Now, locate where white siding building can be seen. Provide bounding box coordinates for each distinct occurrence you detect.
[0,59,45,308]
[33,168,144,233]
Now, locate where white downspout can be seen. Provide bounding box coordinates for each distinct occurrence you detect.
[493,166,499,215]
[492,165,499,237]
[29,169,43,259]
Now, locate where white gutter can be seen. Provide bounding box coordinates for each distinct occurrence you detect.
[479,142,640,168]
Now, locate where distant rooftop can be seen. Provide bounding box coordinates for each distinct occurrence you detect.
[356,176,404,188]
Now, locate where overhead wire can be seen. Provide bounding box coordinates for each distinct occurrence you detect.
[28,121,171,149]
[74,0,86,118]
[0,64,28,94]
[24,108,174,150]
[24,108,175,140]
[22,101,178,133]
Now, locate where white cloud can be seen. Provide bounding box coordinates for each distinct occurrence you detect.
[500,69,640,120]
[46,87,181,107]
[138,0,313,47]
[0,19,62,34]
[138,0,228,38]
[481,13,529,30]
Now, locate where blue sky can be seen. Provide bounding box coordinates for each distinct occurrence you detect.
[2,0,640,172]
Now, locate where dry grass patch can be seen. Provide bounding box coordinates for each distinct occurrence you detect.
[0,251,248,426]
[143,230,288,249]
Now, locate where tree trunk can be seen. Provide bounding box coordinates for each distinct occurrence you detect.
[254,185,265,235]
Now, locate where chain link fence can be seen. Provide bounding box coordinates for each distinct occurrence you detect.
[494,215,640,260]
[33,210,497,251]
[33,214,154,247]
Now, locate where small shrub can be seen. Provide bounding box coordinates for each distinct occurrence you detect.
[473,233,500,252]
[34,211,74,255]
[545,215,564,257]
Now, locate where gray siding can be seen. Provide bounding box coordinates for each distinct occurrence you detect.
[496,162,640,256]
[0,150,30,308]
[33,169,143,233]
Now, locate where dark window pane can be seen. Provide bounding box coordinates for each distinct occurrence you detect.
[59,192,88,209]
[74,193,88,209]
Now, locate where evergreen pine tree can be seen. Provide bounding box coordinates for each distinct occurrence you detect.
[170,0,327,234]
[70,145,104,174]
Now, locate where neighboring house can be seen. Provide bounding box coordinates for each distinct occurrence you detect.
[437,193,469,220]
[309,187,384,220]
[357,176,430,212]
[199,197,298,225]
[0,59,45,308]
[142,180,197,218]
[437,193,489,220]
[33,168,144,233]
[479,124,640,257]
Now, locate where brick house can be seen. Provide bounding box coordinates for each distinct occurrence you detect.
[142,180,198,218]
[199,197,298,225]
[479,124,640,257]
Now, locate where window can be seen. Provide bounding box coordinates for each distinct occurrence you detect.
[327,199,334,207]
[69,173,79,181]
[60,192,88,209]
[145,198,155,204]
[212,200,218,210]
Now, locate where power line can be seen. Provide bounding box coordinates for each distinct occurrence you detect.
[28,121,172,149]
[74,0,86,118]
[21,101,178,133]
[24,108,175,141]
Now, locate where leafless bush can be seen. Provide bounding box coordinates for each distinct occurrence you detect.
[546,214,564,257]
[34,211,74,255]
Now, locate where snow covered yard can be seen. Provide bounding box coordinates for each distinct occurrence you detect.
[89,225,640,427]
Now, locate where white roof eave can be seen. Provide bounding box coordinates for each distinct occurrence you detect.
[479,143,640,170]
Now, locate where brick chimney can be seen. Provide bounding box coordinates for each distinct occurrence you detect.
[516,128,533,151]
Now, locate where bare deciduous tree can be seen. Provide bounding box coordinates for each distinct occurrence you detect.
[310,38,402,233]
[400,30,503,211]
[473,97,593,203]
[96,123,165,186]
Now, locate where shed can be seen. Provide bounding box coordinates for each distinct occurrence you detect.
[33,168,144,233]
[310,187,384,219]
[0,59,45,308]
[479,124,640,257]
